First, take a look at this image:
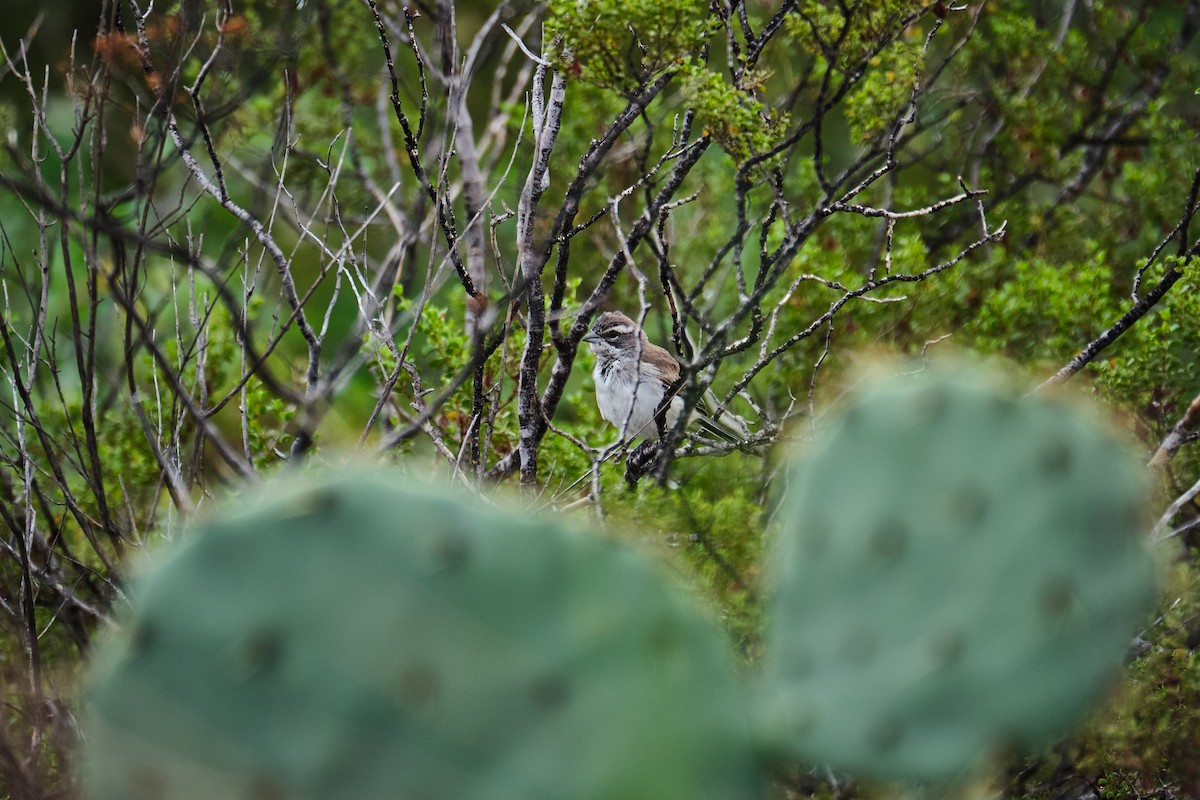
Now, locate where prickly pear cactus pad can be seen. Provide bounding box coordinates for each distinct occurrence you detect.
[762,363,1159,783]
[82,472,760,800]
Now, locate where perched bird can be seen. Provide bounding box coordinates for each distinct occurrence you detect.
[582,311,750,444]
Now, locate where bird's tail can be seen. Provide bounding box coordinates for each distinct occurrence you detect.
[695,388,756,447]
[652,380,758,452]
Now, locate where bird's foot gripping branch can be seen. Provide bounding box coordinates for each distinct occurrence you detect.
[81,361,1159,796]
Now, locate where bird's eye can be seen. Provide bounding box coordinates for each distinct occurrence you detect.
[604,331,619,340]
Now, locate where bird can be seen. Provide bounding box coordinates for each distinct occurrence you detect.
[581,311,750,445]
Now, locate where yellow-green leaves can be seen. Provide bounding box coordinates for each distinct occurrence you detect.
[789,0,925,71]
[680,61,790,164]
[843,36,923,143]
[547,0,714,91]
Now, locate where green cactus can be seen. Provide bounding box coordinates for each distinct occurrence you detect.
[81,361,1164,794]
[761,362,1160,782]
[82,472,761,800]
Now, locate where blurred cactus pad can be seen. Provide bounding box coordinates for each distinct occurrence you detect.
[81,473,762,800]
[762,362,1160,782]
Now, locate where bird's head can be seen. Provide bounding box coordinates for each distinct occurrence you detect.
[582,311,642,359]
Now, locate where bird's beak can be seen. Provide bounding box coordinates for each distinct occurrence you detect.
[581,330,599,343]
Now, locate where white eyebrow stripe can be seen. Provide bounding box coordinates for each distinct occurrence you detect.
[607,323,634,335]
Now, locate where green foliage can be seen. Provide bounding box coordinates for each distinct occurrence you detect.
[241,380,297,467]
[598,457,770,656]
[1076,558,1200,797]
[82,471,762,800]
[967,250,1118,364]
[944,3,1200,258]
[762,362,1159,782]
[790,1,924,70]
[90,408,165,522]
[547,0,713,90]
[382,298,486,451]
[943,251,1200,476]
[1090,281,1200,433]
[679,60,790,163]
[403,298,471,376]
[842,35,922,144]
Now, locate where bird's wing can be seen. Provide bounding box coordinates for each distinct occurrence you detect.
[642,338,756,447]
[642,340,680,387]
[659,347,753,443]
